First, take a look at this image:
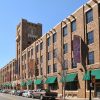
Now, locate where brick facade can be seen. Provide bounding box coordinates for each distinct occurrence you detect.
[0,0,100,98]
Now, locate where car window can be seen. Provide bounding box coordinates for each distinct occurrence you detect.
[41,90,45,92]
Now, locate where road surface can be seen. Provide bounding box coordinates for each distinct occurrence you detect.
[0,93,39,100]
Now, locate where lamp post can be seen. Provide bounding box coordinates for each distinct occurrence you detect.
[89,70,92,100]
[62,69,66,100]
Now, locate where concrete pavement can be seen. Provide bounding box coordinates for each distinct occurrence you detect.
[0,93,39,100]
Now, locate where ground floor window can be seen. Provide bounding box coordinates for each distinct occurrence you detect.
[36,84,44,89]
[65,81,78,91]
[48,83,58,90]
[87,81,94,90]
[28,84,34,90]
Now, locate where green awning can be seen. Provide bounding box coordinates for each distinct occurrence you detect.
[6,83,12,87]
[45,76,57,84]
[61,73,77,82]
[12,83,16,87]
[8,83,12,87]
[5,83,8,87]
[3,84,6,87]
[26,80,33,86]
[20,82,26,87]
[34,79,42,85]
[83,69,100,80]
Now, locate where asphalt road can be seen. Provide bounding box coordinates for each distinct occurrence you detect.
[0,93,39,100]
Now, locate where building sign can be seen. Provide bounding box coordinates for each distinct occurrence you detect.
[73,35,81,64]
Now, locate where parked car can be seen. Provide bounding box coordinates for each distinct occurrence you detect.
[10,90,17,95]
[2,89,9,94]
[15,90,25,96]
[22,90,33,98]
[31,89,57,100]
[0,89,3,93]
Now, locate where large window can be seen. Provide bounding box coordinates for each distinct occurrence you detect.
[65,81,78,90]
[53,48,57,58]
[40,67,43,75]
[48,83,58,90]
[86,9,93,24]
[87,31,94,45]
[87,81,94,90]
[40,55,43,63]
[47,37,51,46]
[48,52,51,60]
[62,60,68,70]
[53,33,57,43]
[63,43,68,54]
[24,54,26,60]
[63,26,67,36]
[36,45,39,52]
[48,65,51,74]
[31,48,33,56]
[28,51,30,57]
[71,20,76,32]
[53,63,57,72]
[72,58,77,68]
[88,51,94,65]
[40,42,43,50]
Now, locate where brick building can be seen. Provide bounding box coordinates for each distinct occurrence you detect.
[0,0,100,98]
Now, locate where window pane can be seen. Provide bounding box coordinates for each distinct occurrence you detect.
[47,37,51,46]
[65,82,78,90]
[40,42,43,50]
[62,60,68,70]
[88,51,94,65]
[53,63,57,72]
[48,83,58,90]
[53,49,57,58]
[87,81,94,90]
[36,45,39,52]
[48,65,51,74]
[28,51,30,57]
[87,31,94,45]
[63,43,68,54]
[72,58,77,68]
[48,52,51,60]
[40,55,43,63]
[63,26,67,36]
[71,20,76,32]
[31,49,33,55]
[53,33,56,43]
[86,9,93,24]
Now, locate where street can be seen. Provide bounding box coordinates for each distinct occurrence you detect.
[0,93,39,100]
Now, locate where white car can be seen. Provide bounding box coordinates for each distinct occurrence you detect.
[10,90,17,95]
[22,90,33,98]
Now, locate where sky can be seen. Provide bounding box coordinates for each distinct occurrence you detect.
[0,0,88,68]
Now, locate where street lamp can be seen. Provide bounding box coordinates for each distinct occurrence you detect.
[89,70,92,100]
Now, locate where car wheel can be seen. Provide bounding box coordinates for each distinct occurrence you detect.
[32,95,34,99]
[26,95,29,98]
[40,95,43,100]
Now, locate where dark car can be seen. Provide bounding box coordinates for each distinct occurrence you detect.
[15,90,25,96]
[31,89,57,100]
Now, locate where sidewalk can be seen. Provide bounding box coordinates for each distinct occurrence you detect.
[56,97,100,100]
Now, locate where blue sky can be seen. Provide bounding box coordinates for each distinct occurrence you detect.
[0,0,88,68]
